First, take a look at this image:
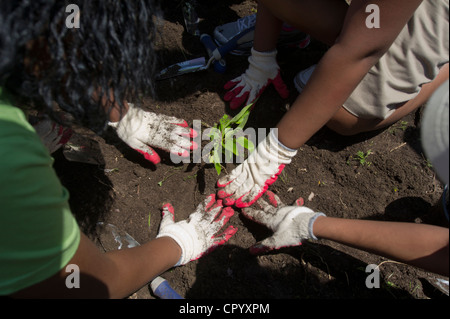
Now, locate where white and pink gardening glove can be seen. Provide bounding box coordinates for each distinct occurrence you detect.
[242,190,325,254]
[109,103,198,165]
[156,194,238,266]
[224,48,289,110]
[217,129,297,208]
[32,116,73,154]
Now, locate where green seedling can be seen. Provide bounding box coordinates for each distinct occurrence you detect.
[279,169,289,184]
[384,273,397,289]
[318,180,328,187]
[183,174,197,181]
[157,166,184,187]
[207,102,255,175]
[104,168,119,173]
[389,121,408,134]
[353,150,373,166]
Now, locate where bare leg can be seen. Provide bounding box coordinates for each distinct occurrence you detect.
[327,63,450,136]
[258,0,348,46]
[255,0,438,143]
[253,2,283,52]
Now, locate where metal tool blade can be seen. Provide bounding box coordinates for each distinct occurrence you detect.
[156,57,207,80]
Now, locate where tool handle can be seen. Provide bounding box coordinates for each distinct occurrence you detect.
[212,25,256,59]
[200,34,226,73]
[150,277,184,299]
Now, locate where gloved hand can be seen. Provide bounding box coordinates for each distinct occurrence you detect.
[156,194,238,266]
[217,129,297,208]
[224,48,289,110]
[32,116,73,154]
[242,190,326,254]
[109,103,198,165]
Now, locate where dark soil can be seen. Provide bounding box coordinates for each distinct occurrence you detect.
[54,0,448,299]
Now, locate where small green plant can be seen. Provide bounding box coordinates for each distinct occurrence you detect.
[389,121,408,134]
[207,103,255,175]
[157,166,184,187]
[279,169,289,184]
[353,150,373,166]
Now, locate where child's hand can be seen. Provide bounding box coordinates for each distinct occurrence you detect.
[217,130,297,208]
[109,103,198,165]
[156,194,238,266]
[241,191,325,254]
[224,48,289,110]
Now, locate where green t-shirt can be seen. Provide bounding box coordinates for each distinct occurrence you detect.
[0,87,80,295]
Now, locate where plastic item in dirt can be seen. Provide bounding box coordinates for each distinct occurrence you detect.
[150,276,183,299]
[433,278,449,296]
[96,222,140,250]
[95,222,183,299]
[182,1,200,36]
[200,34,226,73]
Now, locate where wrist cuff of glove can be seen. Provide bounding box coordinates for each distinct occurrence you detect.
[248,48,279,80]
[270,129,297,153]
[308,212,326,240]
[288,208,326,241]
[251,47,277,60]
[250,129,297,167]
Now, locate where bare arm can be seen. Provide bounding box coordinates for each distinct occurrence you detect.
[313,216,449,277]
[12,233,182,299]
[11,195,236,299]
[273,0,423,148]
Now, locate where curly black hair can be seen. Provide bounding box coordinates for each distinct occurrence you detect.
[0,0,160,133]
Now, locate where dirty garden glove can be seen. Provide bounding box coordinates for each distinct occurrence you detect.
[32,116,73,154]
[242,190,326,254]
[156,194,238,266]
[217,129,297,208]
[109,103,198,165]
[224,48,289,110]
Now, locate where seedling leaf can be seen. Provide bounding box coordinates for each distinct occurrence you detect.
[230,102,253,125]
[236,136,254,154]
[207,102,255,175]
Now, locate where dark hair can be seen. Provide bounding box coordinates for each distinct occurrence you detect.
[0,0,159,133]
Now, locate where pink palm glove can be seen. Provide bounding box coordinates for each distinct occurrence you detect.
[217,129,297,208]
[109,103,198,165]
[32,116,73,154]
[224,48,289,110]
[242,191,325,254]
[156,194,238,266]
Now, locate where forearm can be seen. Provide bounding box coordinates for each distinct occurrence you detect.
[313,216,449,276]
[13,233,182,299]
[102,236,182,298]
[273,0,422,149]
